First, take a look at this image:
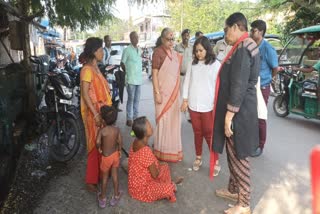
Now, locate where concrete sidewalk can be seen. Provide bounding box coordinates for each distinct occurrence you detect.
[34,74,315,214]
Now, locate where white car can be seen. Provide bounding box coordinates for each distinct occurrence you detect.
[109,41,130,65]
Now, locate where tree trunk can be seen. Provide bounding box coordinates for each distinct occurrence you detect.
[19,0,36,114]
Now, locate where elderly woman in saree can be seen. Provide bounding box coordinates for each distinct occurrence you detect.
[151,28,183,162]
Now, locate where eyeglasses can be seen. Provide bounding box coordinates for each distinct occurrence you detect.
[165,37,175,42]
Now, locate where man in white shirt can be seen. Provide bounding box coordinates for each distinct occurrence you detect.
[174,29,193,92]
[213,38,232,62]
[174,29,193,123]
[103,35,112,65]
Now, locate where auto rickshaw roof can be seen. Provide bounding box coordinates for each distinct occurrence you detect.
[291,25,320,35]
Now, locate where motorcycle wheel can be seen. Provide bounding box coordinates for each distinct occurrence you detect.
[273,95,289,117]
[48,116,80,162]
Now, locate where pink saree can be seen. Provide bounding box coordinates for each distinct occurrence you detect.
[154,49,183,162]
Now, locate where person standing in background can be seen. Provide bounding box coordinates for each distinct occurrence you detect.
[195,31,204,40]
[103,35,112,66]
[213,38,232,62]
[250,20,279,157]
[175,29,193,123]
[121,31,143,127]
[174,29,193,93]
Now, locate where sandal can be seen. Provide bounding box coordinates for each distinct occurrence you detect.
[214,164,221,177]
[110,190,123,206]
[224,205,251,214]
[192,158,202,171]
[215,189,238,202]
[97,192,107,209]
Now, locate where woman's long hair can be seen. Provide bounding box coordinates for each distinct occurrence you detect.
[82,37,103,62]
[192,36,216,65]
[155,27,173,48]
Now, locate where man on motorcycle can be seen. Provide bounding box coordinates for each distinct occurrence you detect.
[250,20,279,157]
[292,47,320,116]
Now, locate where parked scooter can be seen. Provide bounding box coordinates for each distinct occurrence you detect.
[31,56,81,162]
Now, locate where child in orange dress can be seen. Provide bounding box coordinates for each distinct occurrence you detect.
[96,106,123,208]
[128,116,183,203]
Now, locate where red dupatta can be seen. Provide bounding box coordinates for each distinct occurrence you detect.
[209,32,249,180]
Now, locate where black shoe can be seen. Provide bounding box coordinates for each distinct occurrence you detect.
[117,108,123,112]
[252,147,263,157]
[187,119,192,124]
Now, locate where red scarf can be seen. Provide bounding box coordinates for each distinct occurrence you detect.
[209,32,249,180]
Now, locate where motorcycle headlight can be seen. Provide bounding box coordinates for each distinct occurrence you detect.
[61,85,73,99]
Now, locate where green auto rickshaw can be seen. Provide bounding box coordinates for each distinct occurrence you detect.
[273,25,320,119]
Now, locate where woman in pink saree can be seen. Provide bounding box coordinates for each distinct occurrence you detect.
[151,28,183,162]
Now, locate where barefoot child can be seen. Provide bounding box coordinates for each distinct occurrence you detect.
[96,106,123,208]
[128,116,183,203]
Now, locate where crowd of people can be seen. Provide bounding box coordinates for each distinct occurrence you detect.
[79,12,280,214]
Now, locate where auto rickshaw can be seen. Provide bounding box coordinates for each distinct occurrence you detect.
[273,25,320,119]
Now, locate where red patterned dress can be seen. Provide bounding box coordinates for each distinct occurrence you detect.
[128,145,176,202]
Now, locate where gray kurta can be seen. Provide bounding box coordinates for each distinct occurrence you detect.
[212,38,260,159]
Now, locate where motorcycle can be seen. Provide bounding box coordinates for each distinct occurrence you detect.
[99,64,121,110]
[273,25,320,120]
[31,56,81,162]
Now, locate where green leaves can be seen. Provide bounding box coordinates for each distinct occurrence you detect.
[26,0,116,30]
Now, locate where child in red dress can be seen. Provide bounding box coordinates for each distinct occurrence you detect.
[128,116,183,203]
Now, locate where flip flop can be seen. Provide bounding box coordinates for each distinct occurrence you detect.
[97,192,107,209]
[110,190,123,206]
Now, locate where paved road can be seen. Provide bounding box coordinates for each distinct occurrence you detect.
[34,74,319,214]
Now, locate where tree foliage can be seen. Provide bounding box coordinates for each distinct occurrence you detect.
[8,0,116,30]
[259,0,320,33]
[166,0,258,36]
[87,17,133,40]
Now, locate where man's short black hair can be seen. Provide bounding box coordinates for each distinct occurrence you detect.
[132,116,147,140]
[181,29,191,36]
[100,105,118,125]
[225,12,248,32]
[251,20,267,37]
[195,31,203,37]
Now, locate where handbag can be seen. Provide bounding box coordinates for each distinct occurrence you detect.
[257,77,268,120]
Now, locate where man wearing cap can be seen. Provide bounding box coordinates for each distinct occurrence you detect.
[174,29,193,93]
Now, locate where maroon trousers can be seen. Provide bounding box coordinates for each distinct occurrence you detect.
[259,85,270,149]
[189,109,219,160]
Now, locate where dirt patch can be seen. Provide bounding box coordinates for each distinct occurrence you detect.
[0,137,85,214]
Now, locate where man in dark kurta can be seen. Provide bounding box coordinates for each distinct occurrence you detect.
[212,12,260,214]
